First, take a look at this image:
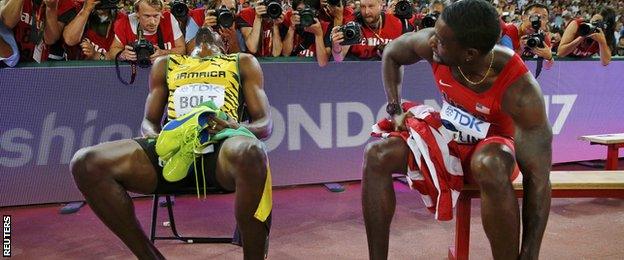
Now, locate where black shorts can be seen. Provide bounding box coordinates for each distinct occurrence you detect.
[134,137,230,194]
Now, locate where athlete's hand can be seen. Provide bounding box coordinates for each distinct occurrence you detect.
[207,115,240,134]
[391,112,413,132]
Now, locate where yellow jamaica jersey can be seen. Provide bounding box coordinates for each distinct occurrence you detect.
[165,53,244,121]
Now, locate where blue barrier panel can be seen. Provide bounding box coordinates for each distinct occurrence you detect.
[0,59,622,206]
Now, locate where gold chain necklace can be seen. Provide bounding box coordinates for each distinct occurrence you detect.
[457,51,495,85]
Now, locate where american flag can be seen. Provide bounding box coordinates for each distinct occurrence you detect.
[475,103,490,115]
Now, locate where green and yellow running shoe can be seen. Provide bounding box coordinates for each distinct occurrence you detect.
[155,106,216,161]
[161,126,212,182]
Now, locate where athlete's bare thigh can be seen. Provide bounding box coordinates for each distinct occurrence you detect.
[80,139,159,194]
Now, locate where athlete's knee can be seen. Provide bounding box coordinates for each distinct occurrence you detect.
[224,138,267,173]
[363,140,400,172]
[470,143,515,190]
[70,146,108,189]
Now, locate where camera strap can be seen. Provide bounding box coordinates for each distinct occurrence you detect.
[400,18,412,34]
[156,27,165,50]
[292,31,315,56]
[115,51,137,85]
[534,57,543,79]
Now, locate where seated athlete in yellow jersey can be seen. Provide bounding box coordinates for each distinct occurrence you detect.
[69,28,273,260]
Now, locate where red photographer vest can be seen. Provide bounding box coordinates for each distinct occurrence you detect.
[113,11,182,50]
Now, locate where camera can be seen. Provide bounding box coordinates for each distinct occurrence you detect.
[616,47,624,57]
[170,0,189,20]
[298,5,316,28]
[526,32,545,48]
[95,0,120,9]
[133,39,155,68]
[214,5,235,28]
[579,21,607,37]
[394,0,413,20]
[338,21,362,46]
[421,11,439,28]
[529,14,541,31]
[327,0,342,6]
[262,0,283,20]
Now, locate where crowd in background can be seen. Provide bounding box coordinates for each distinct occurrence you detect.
[1,0,623,68]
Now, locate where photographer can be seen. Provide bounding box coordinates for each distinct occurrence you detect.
[557,7,616,66]
[412,0,443,31]
[281,0,330,66]
[63,0,124,60]
[184,0,244,54]
[502,3,553,61]
[317,0,355,26]
[1,0,77,63]
[330,0,406,61]
[617,36,624,56]
[109,0,185,63]
[237,0,285,57]
[385,0,416,32]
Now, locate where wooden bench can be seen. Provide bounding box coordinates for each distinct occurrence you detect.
[579,133,624,170]
[448,171,624,260]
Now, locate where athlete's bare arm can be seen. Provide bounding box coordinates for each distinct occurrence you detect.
[502,73,552,259]
[381,28,434,104]
[141,56,169,138]
[237,53,272,139]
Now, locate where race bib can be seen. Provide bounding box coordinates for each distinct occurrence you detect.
[440,101,491,144]
[173,83,225,117]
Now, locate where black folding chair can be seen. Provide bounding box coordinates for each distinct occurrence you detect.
[149,190,235,244]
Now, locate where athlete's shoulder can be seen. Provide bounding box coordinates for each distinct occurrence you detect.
[238,52,258,65]
[493,45,523,71]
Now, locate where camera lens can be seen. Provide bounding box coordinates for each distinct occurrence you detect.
[218,12,234,28]
[266,2,282,19]
[579,23,594,36]
[345,28,355,39]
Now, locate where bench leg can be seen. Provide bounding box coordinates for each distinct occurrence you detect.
[449,193,472,260]
[606,145,619,170]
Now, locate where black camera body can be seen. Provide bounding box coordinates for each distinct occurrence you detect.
[526,32,545,48]
[339,21,363,46]
[394,0,413,20]
[579,21,607,36]
[262,0,283,19]
[529,14,542,31]
[327,0,342,6]
[298,5,316,28]
[421,11,439,28]
[214,5,235,28]
[133,39,155,68]
[170,1,189,20]
[95,0,120,9]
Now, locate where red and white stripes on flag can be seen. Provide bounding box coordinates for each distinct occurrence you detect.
[371,101,464,221]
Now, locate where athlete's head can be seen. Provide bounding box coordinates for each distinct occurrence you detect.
[191,27,226,58]
[134,0,165,34]
[429,0,500,66]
